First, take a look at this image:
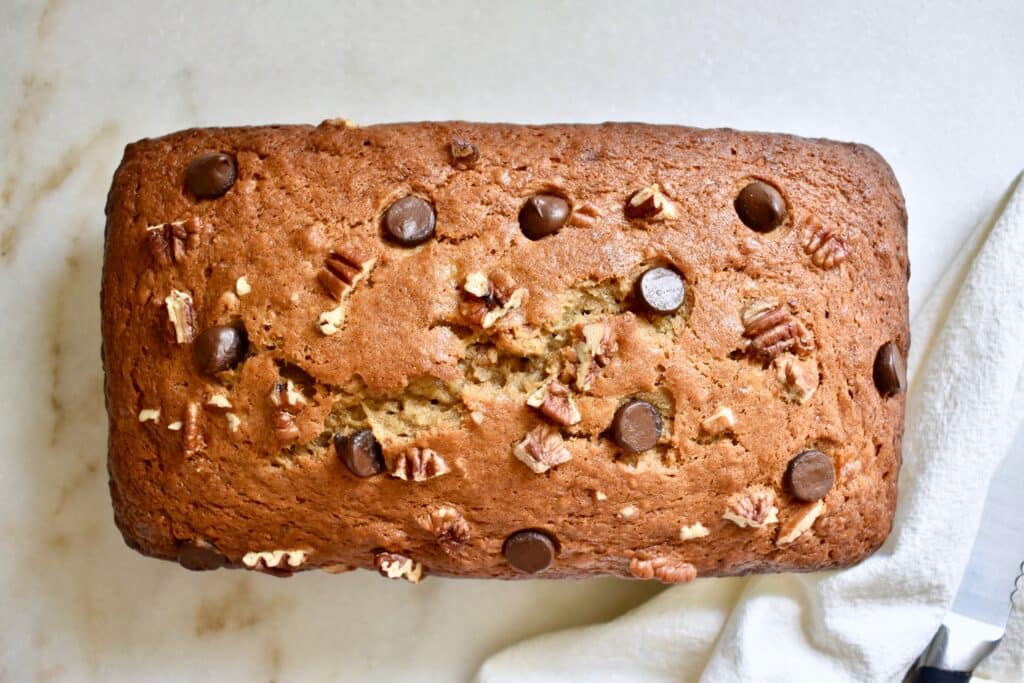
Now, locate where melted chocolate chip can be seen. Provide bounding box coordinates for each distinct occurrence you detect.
[335,429,385,477]
[383,196,436,246]
[735,181,786,232]
[177,540,228,571]
[635,267,685,315]
[185,153,237,199]
[610,399,663,453]
[873,341,906,397]
[503,529,556,573]
[194,323,248,375]
[519,195,570,240]
[784,450,835,502]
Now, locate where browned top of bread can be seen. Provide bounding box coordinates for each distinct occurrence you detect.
[102,122,908,580]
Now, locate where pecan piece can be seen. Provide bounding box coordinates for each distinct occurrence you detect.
[772,355,819,404]
[526,380,582,426]
[624,184,678,221]
[700,406,736,436]
[163,290,195,344]
[242,549,308,570]
[418,505,470,553]
[270,380,305,443]
[776,500,826,546]
[390,447,450,481]
[449,138,480,169]
[459,271,527,329]
[679,523,710,541]
[182,401,205,457]
[741,299,813,362]
[566,320,617,391]
[513,424,573,474]
[567,201,602,229]
[629,556,697,584]
[722,486,779,528]
[373,551,424,583]
[147,218,201,267]
[802,215,849,270]
[317,247,374,301]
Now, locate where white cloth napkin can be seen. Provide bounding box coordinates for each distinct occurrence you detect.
[478,173,1024,683]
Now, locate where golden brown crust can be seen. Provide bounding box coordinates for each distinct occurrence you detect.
[101,122,908,579]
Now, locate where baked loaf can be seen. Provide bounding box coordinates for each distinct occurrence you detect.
[102,121,908,581]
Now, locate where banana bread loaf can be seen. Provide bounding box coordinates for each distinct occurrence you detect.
[101,121,908,581]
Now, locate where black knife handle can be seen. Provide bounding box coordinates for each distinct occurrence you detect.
[906,666,972,683]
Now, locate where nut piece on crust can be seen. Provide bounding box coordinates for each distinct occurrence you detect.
[459,271,528,329]
[802,214,849,270]
[182,401,205,457]
[513,424,573,474]
[700,406,736,436]
[164,290,196,344]
[449,138,480,169]
[147,218,201,267]
[317,248,375,301]
[624,184,678,221]
[722,486,780,529]
[776,500,826,546]
[242,549,309,570]
[566,320,617,391]
[741,299,813,362]
[679,522,710,541]
[772,355,819,404]
[374,551,424,583]
[418,505,470,554]
[390,447,450,481]
[629,556,697,584]
[526,379,582,426]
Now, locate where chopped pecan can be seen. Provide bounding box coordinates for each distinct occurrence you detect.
[776,500,825,546]
[318,306,345,335]
[205,393,232,412]
[526,380,582,426]
[390,447,450,481]
[723,486,779,528]
[138,408,161,423]
[164,290,195,344]
[802,215,848,269]
[565,320,617,391]
[700,406,736,436]
[741,299,813,362]
[419,505,470,553]
[772,355,819,404]
[459,271,527,329]
[567,201,602,228]
[513,424,573,473]
[183,401,205,457]
[271,380,307,409]
[242,549,309,569]
[449,138,480,168]
[235,276,252,296]
[147,218,201,267]
[272,409,300,443]
[679,523,710,541]
[374,551,424,583]
[629,556,697,584]
[317,247,374,300]
[624,184,678,221]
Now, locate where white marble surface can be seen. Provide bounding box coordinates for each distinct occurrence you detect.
[1,1,1022,681]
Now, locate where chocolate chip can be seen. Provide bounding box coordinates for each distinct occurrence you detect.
[784,449,835,502]
[735,181,786,232]
[873,341,906,397]
[503,529,556,573]
[186,153,237,199]
[177,540,228,571]
[194,323,248,375]
[635,267,685,315]
[335,429,385,477]
[610,399,663,453]
[383,196,436,246]
[519,194,570,240]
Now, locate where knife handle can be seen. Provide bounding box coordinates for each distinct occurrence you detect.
[906,667,971,683]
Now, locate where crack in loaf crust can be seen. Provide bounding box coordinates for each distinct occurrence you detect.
[101,122,908,581]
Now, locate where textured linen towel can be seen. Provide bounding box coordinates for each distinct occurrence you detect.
[478,172,1024,683]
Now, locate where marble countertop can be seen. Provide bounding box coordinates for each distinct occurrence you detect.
[2,1,1022,681]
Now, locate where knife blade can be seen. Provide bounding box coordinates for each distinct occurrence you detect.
[907,424,1024,681]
